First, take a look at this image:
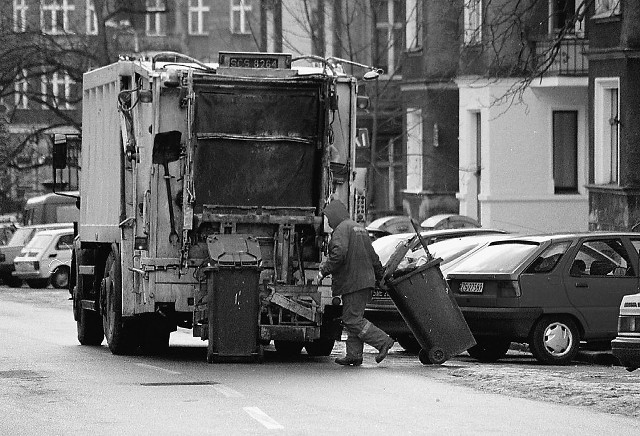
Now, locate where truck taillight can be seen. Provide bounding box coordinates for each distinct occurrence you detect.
[32,261,40,271]
[135,237,148,250]
[618,316,640,333]
[498,281,521,297]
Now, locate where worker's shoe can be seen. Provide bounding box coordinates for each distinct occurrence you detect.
[335,356,363,366]
[375,338,395,363]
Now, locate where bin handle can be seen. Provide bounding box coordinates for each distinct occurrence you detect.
[411,219,434,261]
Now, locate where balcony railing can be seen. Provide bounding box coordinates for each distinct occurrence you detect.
[534,37,589,76]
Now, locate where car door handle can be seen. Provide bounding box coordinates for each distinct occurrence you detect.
[575,282,588,288]
[49,253,57,258]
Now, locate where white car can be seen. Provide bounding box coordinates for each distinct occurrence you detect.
[13,228,74,289]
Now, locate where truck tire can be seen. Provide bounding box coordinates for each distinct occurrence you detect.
[304,339,335,356]
[101,250,137,355]
[77,301,104,346]
[51,266,70,289]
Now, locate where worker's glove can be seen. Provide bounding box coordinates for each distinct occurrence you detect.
[377,279,389,291]
[317,271,325,282]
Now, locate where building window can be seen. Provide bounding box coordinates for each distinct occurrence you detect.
[41,0,76,35]
[42,72,76,110]
[188,0,209,35]
[594,78,620,185]
[464,0,482,45]
[552,111,578,194]
[374,0,404,76]
[86,0,98,35]
[594,0,620,18]
[14,70,28,109]
[549,0,584,36]
[13,0,28,32]
[146,0,166,36]
[405,0,422,50]
[231,0,252,34]
[406,108,423,192]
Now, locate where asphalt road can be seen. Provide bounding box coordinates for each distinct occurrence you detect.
[1,286,639,435]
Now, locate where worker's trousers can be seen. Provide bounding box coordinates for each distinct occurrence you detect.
[341,287,392,359]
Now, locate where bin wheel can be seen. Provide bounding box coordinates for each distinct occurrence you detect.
[423,347,447,365]
[418,349,433,365]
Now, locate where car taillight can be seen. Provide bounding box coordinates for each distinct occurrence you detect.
[32,261,40,271]
[498,281,521,297]
[618,316,640,333]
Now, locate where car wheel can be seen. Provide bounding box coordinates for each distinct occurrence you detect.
[397,334,421,354]
[529,317,579,365]
[467,338,511,363]
[27,278,50,288]
[274,340,304,356]
[101,249,137,355]
[51,266,70,289]
[304,339,335,356]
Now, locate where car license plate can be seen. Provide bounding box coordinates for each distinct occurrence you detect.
[372,288,389,299]
[460,282,483,293]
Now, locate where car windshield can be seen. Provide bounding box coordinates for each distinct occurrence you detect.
[8,228,34,246]
[408,238,487,266]
[25,233,53,251]
[449,241,541,274]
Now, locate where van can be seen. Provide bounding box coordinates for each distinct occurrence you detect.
[13,228,74,289]
[23,191,79,225]
[0,223,73,287]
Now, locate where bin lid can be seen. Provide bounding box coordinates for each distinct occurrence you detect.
[382,235,441,282]
[206,234,262,267]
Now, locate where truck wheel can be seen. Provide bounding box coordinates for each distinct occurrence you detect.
[77,299,104,346]
[51,266,70,289]
[27,278,49,288]
[274,340,304,356]
[304,339,335,356]
[102,250,137,355]
[467,338,511,363]
[529,316,579,365]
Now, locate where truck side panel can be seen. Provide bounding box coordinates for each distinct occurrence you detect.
[80,73,123,243]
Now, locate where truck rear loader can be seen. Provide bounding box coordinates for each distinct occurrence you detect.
[54,51,375,361]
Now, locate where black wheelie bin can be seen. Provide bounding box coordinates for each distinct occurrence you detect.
[204,234,263,363]
[382,229,476,365]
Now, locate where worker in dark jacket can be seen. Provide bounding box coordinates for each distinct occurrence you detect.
[319,199,395,366]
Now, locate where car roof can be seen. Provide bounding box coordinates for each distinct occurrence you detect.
[20,223,74,230]
[32,228,74,237]
[420,214,481,229]
[366,216,413,232]
[485,231,640,245]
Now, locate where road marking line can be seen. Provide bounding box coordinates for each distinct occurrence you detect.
[213,384,243,398]
[243,407,284,430]
[135,363,181,375]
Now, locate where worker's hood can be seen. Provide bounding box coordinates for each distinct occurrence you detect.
[323,200,349,230]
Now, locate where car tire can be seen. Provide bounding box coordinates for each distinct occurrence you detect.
[397,334,421,354]
[274,340,304,357]
[26,278,49,288]
[529,316,580,365]
[304,339,335,356]
[101,249,138,355]
[51,266,70,289]
[467,338,511,363]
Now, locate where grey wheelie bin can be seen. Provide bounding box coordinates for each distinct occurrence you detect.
[204,234,263,363]
[383,234,476,365]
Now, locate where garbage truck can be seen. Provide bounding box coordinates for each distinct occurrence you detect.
[53,51,376,362]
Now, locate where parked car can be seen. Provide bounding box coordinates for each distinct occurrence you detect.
[0,222,17,246]
[0,223,73,287]
[366,216,413,240]
[13,228,74,289]
[420,214,481,231]
[611,292,640,372]
[365,229,509,352]
[447,232,640,365]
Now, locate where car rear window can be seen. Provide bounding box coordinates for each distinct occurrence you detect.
[8,228,34,246]
[449,241,540,274]
[25,233,53,251]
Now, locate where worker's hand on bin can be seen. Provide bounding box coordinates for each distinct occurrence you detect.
[317,271,325,283]
[377,279,389,291]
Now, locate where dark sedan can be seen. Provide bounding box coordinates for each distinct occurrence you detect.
[447,232,640,365]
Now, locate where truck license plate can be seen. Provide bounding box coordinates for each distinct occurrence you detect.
[460,282,483,293]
